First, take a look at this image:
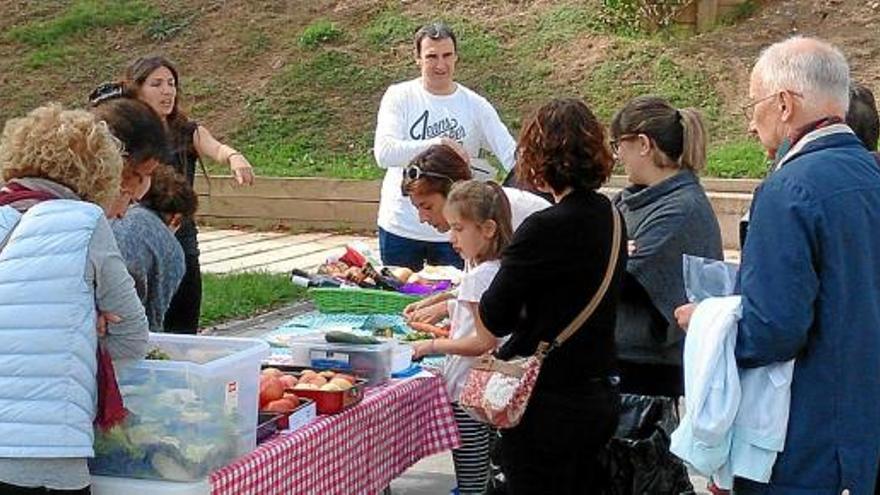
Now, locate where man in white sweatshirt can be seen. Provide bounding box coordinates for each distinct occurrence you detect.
[373,22,517,271]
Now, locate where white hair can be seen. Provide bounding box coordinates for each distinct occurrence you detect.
[752,36,850,113]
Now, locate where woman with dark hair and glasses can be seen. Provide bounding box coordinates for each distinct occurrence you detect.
[477,98,626,493]
[373,22,517,271]
[609,95,722,398]
[119,55,255,333]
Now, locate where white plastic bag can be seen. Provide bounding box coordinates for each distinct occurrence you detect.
[682,254,739,302]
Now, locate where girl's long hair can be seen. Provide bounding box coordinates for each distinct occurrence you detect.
[445,180,513,263]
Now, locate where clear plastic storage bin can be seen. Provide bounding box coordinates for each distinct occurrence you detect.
[89,333,270,481]
[288,335,393,385]
[91,475,210,495]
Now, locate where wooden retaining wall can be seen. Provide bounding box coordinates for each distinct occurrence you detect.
[676,0,753,32]
[194,176,757,250]
[194,177,382,231]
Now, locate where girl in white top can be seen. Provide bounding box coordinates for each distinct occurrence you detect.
[410,180,511,495]
[401,144,550,326]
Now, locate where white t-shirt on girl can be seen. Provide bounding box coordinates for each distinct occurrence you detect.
[442,259,502,402]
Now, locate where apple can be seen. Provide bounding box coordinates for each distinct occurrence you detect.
[301,374,327,387]
[281,394,300,408]
[293,383,319,390]
[329,378,353,391]
[320,383,343,392]
[265,399,296,413]
[334,374,356,385]
[262,368,283,378]
[318,370,336,379]
[279,374,298,389]
[259,377,284,408]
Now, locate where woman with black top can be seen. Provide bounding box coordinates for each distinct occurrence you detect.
[477,98,626,493]
[122,55,256,333]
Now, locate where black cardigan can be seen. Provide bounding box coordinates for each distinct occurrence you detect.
[479,189,627,396]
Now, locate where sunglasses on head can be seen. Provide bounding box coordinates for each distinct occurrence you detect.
[403,164,454,183]
[88,82,124,106]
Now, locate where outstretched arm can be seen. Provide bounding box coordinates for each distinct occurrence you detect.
[193,125,255,185]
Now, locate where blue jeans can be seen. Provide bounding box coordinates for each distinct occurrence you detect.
[378,228,463,271]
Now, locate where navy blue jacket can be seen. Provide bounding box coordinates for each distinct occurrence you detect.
[735,129,880,494]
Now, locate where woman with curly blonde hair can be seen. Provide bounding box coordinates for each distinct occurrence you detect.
[0,104,148,494]
[477,97,626,493]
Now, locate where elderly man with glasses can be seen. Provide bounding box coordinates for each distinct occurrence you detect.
[677,37,880,493]
[373,22,517,271]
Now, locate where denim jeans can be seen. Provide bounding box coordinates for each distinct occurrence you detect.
[378,228,463,271]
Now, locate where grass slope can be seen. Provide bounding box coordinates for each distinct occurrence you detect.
[0,0,801,180]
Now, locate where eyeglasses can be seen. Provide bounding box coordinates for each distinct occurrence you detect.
[402,164,454,183]
[609,134,638,154]
[741,90,804,121]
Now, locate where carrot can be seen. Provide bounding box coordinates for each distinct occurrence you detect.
[407,321,450,338]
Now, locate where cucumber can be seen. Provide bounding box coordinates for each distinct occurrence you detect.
[324,331,381,345]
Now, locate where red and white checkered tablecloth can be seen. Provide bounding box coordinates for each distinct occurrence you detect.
[210,375,460,495]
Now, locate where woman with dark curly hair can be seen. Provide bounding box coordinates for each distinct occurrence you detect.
[477,98,627,493]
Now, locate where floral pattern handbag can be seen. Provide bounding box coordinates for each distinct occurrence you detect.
[460,203,622,429]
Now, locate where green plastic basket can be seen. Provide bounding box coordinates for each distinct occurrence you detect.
[308,287,421,314]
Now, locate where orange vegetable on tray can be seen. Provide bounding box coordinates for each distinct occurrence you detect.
[407,321,450,337]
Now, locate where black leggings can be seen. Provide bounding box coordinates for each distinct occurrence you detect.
[164,253,202,334]
[0,483,90,495]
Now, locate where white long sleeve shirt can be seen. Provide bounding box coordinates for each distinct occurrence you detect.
[670,296,794,489]
[373,78,516,241]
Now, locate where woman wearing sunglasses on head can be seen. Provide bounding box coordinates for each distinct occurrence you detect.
[88,95,169,220]
[401,144,549,240]
[400,144,550,325]
[609,95,722,398]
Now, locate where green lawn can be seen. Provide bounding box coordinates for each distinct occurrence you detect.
[200,272,306,327]
[219,3,770,181]
[706,140,769,178]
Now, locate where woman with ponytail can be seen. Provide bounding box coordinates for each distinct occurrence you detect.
[610,95,723,397]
